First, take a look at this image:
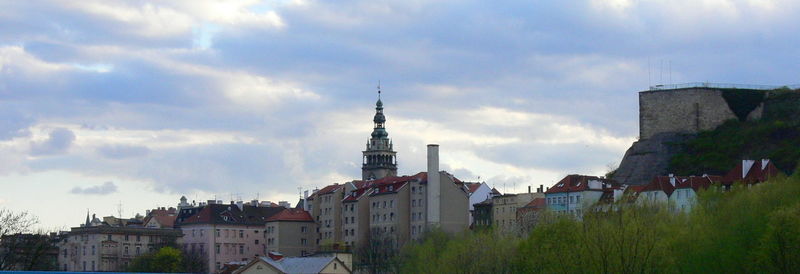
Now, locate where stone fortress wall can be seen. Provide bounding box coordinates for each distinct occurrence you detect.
[638,88,759,140]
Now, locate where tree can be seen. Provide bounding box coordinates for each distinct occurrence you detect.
[0,209,56,271]
[127,246,185,273]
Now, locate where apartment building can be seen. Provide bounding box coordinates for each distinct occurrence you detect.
[311,145,470,251]
[57,222,180,271]
[265,208,317,257]
[308,184,345,247]
[545,175,620,217]
[341,181,370,248]
[491,192,542,231]
[175,201,284,272]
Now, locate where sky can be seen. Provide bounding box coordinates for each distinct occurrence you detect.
[2,0,800,230]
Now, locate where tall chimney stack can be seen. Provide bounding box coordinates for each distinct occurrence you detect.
[426,144,440,226]
[303,190,310,211]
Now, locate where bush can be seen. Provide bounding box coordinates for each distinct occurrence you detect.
[399,175,800,273]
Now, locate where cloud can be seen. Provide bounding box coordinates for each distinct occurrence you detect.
[29,128,75,156]
[70,181,117,195]
[4,0,800,230]
[96,144,149,159]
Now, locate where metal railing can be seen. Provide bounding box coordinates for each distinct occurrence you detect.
[649,82,800,91]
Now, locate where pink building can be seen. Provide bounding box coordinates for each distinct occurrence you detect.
[175,201,284,273]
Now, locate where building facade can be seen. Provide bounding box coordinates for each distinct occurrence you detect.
[175,202,284,272]
[265,208,317,257]
[545,175,620,217]
[491,192,541,232]
[57,225,180,271]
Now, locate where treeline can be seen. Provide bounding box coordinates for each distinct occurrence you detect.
[399,171,800,273]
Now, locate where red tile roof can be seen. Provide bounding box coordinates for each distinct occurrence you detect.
[545,174,617,194]
[464,182,484,194]
[723,159,780,185]
[266,208,314,222]
[147,215,177,228]
[639,176,677,196]
[314,184,344,196]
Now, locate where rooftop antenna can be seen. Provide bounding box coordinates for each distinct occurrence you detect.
[117,201,123,218]
[298,187,302,199]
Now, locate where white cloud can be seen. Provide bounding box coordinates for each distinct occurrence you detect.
[70,181,118,195]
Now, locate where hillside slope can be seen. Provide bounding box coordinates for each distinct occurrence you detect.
[613,89,800,184]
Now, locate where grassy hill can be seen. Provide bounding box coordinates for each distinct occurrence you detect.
[668,89,800,176]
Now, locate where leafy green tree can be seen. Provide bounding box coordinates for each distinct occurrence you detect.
[127,246,184,273]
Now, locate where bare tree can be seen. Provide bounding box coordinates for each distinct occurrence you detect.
[0,208,56,270]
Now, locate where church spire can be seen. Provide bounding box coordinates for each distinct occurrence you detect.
[362,84,397,181]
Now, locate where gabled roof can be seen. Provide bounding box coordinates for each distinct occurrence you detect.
[176,204,285,226]
[521,198,546,210]
[258,255,347,274]
[639,176,677,196]
[463,182,484,194]
[144,215,177,228]
[723,159,780,185]
[314,184,345,197]
[545,174,617,194]
[266,208,314,222]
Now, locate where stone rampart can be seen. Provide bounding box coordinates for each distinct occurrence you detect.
[639,88,756,139]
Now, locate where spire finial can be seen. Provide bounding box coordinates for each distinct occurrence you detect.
[377,80,381,99]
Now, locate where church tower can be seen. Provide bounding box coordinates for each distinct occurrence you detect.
[362,87,398,180]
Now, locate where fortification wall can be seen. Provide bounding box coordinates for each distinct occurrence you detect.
[639,88,746,139]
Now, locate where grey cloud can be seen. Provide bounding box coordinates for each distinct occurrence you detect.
[70,181,117,195]
[4,0,800,202]
[96,144,150,159]
[30,128,75,156]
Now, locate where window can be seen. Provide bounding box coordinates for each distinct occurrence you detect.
[136,235,141,242]
[390,200,394,208]
[215,244,220,254]
[124,246,129,255]
[255,239,259,244]
[200,229,204,237]
[91,245,95,255]
[382,201,386,208]
[239,245,244,254]
[216,229,220,237]
[301,226,307,233]
[576,195,581,203]
[412,200,416,207]
[301,238,307,245]
[136,246,140,255]
[107,235,112,241]
[124,234,129,241]
[239,230,244,238]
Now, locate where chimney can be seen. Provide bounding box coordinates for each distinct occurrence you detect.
[426,144,440,226]
[303,190,310,211]
[528,185,531,193]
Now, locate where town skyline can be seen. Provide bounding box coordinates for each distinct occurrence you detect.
[3,0,800,230]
